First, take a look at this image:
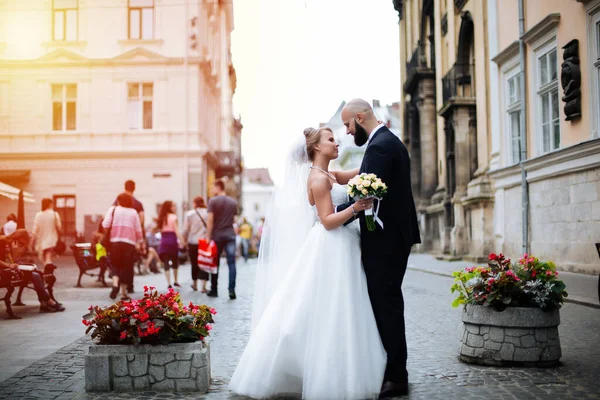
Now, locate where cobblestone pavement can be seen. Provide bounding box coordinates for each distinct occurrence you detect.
[0,255,599,399]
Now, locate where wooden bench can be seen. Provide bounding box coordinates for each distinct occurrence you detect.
[0,267,22,319]
[1,263,59,319]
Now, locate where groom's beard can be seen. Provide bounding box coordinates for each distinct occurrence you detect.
[354,119,369,147]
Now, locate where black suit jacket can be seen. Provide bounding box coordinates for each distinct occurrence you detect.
[340,127,420,251]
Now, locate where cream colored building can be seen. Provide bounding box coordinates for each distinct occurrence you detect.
[395,0,600,273]
[0,0,238,244]
[488,0,600,274]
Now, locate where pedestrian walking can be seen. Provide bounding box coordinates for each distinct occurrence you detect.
[31,198,61,266]
[206,180,239,299]
[113,180,145,293]
[182,196,209,292]
[239,217,253,262]
[157,200,185,289]
[102,193,143,301]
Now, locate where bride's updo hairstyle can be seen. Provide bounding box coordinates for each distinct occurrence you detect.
[303,127,333,161]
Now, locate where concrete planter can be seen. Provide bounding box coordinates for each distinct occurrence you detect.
[85,342,210,392]
[459,305,561,366]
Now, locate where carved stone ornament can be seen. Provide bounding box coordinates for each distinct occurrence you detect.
[560,39,581,121]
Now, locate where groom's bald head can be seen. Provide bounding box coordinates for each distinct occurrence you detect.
[341,98,378,147]
[343,98,372,117]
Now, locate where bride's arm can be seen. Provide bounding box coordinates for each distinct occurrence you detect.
[311,179,371,231]
[331,168,359,185]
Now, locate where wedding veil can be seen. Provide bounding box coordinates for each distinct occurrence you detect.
[251,136,316,330]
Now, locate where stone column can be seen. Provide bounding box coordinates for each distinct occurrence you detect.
[417,77,438,208]
[450,105,475,256]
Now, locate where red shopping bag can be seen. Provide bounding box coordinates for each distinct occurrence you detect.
[198,238,218,275]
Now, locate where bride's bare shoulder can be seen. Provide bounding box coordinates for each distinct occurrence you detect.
[307,171,332,193]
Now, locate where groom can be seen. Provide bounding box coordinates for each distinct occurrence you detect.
[338,98,420,397]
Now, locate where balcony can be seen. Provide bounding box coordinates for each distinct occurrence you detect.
[441,63,474,106]
[403,43,435,93]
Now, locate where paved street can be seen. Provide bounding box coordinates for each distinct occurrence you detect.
[0,255,599,399]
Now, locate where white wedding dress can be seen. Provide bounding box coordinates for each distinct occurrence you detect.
[229,183,386,400]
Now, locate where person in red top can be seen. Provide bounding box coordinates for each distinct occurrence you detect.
[102,193,143,301]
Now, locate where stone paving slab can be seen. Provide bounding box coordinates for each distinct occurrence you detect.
[1,257,599,399]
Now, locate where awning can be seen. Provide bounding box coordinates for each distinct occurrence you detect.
[0,181,34,202]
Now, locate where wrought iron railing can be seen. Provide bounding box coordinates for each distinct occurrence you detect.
[441,63,474,105]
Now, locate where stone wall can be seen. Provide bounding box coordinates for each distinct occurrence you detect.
[459,305,561,366]
[529,167,600,274]
[85,342,210,392]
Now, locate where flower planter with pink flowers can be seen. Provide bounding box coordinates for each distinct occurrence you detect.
[83,286,216,392]
[452,253,567,367]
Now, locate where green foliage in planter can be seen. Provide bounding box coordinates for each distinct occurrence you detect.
[451,253,568,311]
[82,286,216,345]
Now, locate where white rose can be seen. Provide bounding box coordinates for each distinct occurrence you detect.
[382,183,388,190]
[357,184,363,191]
[361,189,368,196]
[368,173,376,180]
[346,188,352,195]
[357,178,363,185]
[362,180,371,188]
[371,181,379,189]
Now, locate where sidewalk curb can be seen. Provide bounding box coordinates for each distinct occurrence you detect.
[407,267,600,310]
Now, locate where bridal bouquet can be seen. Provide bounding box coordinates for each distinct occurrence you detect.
[347,173,388,231]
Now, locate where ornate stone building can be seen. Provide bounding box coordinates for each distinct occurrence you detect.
[396,0,494,262]
[395,0,600,273]
[0,0,239,243]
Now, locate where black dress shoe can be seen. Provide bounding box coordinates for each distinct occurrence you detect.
[379,381,409,398]
[207,290,218,297]
[229,290,236,300]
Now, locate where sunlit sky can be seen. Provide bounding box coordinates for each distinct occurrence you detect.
[231,0,401,183]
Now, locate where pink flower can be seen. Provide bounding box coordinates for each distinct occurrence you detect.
[210,308,217,315]
[205,324,212,331]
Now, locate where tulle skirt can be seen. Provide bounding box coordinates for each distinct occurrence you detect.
[229,222,386,400]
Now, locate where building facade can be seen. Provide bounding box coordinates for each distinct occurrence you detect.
[396,0,494,262]
[395,0,600,273]
[0,0,239,244]
[488,0,600,274]
[241,168,274,228]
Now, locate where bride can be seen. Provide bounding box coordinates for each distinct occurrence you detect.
[228,127,386,399]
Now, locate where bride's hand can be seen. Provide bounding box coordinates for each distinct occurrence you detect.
[354,198,374,212]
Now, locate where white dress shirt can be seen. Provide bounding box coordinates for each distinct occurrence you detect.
[366,123,385,145]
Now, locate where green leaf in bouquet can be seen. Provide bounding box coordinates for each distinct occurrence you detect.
[82,312,95,321]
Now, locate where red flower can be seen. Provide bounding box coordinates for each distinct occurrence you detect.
[120,331,127,340]
[488,253,498,261]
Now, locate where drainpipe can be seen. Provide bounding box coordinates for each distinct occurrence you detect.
[518,0,529,255]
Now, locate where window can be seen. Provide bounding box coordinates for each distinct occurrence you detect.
[53,0,78,41]
[52,84,77,131]
[128,0,154,40]
[127,83,153,130]
[505,71,522,164]
[536,47,560,153]
[589,5,600,138]
[53,194,76,241]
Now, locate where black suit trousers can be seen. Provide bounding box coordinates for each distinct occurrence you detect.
[362,244,410,383]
